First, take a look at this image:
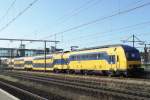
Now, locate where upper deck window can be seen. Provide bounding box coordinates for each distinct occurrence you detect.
[109,55,116,64]
[25,61,32,64]
[69,52,108,61]
[53,59,68,65]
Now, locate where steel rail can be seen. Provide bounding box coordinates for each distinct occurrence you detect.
[2,72,150,100]
[0,80,48,100]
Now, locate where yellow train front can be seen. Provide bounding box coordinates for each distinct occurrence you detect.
[66,45,143,76]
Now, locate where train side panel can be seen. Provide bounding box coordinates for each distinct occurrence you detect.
[53,53,69,72]
[67,46,129,75]
[24,57,33,70]
[14,57,25,70]
[32,55,53,71]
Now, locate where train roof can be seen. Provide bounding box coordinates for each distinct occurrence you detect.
[75,44,134,51]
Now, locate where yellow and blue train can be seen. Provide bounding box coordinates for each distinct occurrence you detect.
[7,44,143,76]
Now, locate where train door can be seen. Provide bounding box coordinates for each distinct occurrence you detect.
[77,55,81,70]
[116,55,120,70]
[61,53,64,70]
[109,55,116,70]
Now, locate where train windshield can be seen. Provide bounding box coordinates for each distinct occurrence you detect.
[125,51,141,61]
[123,45,141,61]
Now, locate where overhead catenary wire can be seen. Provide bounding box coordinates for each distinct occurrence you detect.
[72,31,148,49]
[63,24,150,48]
[60,0,149,44]
[56,0,103,24]
[40,0,103,40]
[43,0,144,39]
[43,1,150,39]
[62,18,150,48]
[0,0,39,33]
[55,0,97,22]
[0,0,17,24]
[60,0,150,47]
[64,19,150,43]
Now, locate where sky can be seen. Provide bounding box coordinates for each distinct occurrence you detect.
[0,0,150,51]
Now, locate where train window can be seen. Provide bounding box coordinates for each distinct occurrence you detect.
[88,54,92,60]
[97,54,99,59]
[74,55,77,60]
[75,56,77,60]
[76,55,79,60]
[53,59,68,65]
[70,56,73,61]
[78,55,80,60]
[73,56,76,60]
[74,56,76,60]
[89,54,92,59]
[91,54,94,59]
[97,54,101,59]
[25,61,32,65]
[80,55,84,60]
[70,56,72,60]
[109,55,116,64]
[65,59,69,64]
[79,55,82,60]
[101,53,105,58]
[69,56,73,61]
[93,54,97,60]
[95,54,98,59]
[91,54,95,59]
[69,52,108,61]
[85,54,88,59]
[86,55,89,60]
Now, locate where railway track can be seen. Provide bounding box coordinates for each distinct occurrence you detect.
[0,79,48,100]
[1,70,150,100]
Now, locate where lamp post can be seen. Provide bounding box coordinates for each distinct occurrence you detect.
[44,41,47,72]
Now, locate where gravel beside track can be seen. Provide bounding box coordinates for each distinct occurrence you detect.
[0,79,48,100]
[0,70,150,100]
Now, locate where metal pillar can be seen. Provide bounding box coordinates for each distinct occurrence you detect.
[44,41,47,72]
[121,34,144,48]
[55,34,57,51]
[133,34,135,47]
[144,44,148,65]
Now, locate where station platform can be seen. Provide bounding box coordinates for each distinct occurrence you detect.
[0,88,19,100]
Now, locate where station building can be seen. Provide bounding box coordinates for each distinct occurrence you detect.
[0,47,45,58]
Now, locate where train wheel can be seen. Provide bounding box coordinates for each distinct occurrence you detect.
[108,71,115,77]
[53,69,59,73]
[66,70,70,74]
[102,71,108,76]
[83,70,88,75]
[123,71,128,77]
